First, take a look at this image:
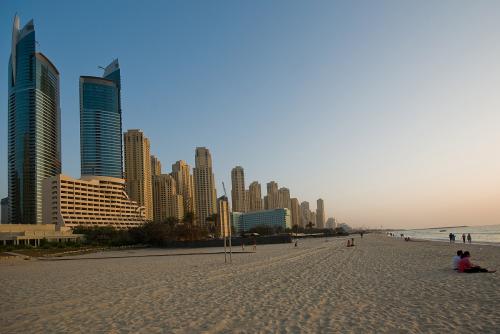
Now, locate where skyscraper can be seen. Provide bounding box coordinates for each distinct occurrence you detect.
[244,189,250,212]
[1,198,8,225]
[80,59,122,178]
[278,187,291,209]
[193,147,217,226]
[265,181,279,210]
[248,181,263,212]
[326,217,336,229]
[124,129,153,220]
[300,201,311,227]
[153,174,184,222]
[8,16,61,224]
[290,198,301,228]
[231,166,246,212]
[171,160,195,214]
[316,198,325,228]
[151,155,162,177]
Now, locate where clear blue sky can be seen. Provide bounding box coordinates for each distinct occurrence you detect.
[2,1,500,229]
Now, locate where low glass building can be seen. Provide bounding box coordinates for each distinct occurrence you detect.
[233,208,291,233]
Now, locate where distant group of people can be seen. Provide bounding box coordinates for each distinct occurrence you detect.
[347,238,355,247]
[449,233,472,244]
[387,232,411,241]
[452,250,495,273]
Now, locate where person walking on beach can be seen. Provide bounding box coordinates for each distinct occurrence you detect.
[449,233,453,243]
[467,233,472,244]
[458,251,496,273]
[462,233,466,243]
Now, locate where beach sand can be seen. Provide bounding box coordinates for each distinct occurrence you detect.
[0,235,499,333]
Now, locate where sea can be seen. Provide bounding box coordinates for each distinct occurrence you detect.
[391,224,500,244]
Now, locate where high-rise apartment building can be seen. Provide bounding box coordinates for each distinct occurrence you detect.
[278,187,291,209]
[300,201,311,227]
[193,147,217,226]
[80,59,123,179]
[151,155,162,176]
[171,160,195,214]
[231,166,246,212]
[153,174,184,222]
[265,181,279,210]
[124,130,153,220]
[248,181,263,212]
[8,16,61,224]
[1,198,8,225]
[316,198,325,228]
[326,217,336,229]
[290,198,301,228]
[244,189,250,212]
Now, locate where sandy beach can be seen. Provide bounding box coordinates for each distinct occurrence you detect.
[1,235,499,333]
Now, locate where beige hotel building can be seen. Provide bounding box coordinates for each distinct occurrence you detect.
[42,174,146,229]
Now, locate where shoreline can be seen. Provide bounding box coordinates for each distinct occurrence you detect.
[396,236,500,247]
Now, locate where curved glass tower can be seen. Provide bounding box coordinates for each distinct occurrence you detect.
[80,59,123,178]
[8,16,61,224]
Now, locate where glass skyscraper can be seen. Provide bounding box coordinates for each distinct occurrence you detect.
[80,59,123,178]
[8,16,61,224]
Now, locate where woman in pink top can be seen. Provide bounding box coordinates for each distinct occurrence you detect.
[458,251,495,273]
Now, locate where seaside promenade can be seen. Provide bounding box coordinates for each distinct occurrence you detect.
[1,235,499,333]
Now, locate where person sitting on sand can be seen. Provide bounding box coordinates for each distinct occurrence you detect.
[453,250,463,270]
[458,251,496,273]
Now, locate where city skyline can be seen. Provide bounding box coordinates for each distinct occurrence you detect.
[2,1,500,228]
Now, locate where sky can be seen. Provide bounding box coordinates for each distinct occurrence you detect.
[1,0,500,229]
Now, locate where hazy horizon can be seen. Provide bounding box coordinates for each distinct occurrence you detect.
[2,1,500,229]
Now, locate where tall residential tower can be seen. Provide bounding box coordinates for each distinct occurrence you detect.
[124,130,153,220]
[80,59,123,178]
[265,181,279,210]
[316,198,325,228]
[8,16,61,224]
[248,181,263,212]
[171,160,195,215]
[193,147,217,226]
[231,166,246,212]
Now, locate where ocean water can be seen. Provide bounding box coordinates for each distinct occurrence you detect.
[392,224,500,244]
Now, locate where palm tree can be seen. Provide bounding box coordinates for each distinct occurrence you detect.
[182,212,196,241]
[307,221,314,230]
[183,212,195,225]
[205,213,218,238]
